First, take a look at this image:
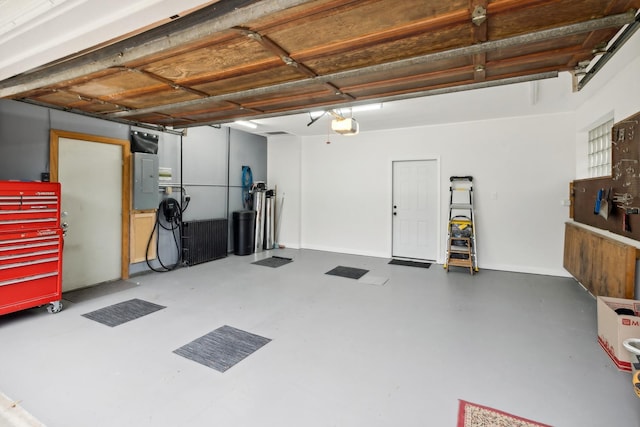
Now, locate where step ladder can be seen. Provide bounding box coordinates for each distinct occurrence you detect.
[444,176,478,274]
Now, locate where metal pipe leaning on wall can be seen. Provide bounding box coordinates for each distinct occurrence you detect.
[250,182,277,252]
[252,182,266,253]
[265,189,275,250]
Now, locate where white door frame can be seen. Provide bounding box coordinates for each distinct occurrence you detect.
[49,129,131,281]
[390,156,441,263]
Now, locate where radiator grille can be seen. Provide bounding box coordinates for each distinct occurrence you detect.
[181,219,228,265]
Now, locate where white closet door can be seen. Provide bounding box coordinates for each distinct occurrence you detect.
[392,159,438,261]
[58,137,122,291]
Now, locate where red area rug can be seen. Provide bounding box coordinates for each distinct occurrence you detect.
[457,400,552,427]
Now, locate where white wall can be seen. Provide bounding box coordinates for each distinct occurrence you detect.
[269,112,576,276]
[267,134,303,249]
[574,28,640,178]
[302,114,575,276]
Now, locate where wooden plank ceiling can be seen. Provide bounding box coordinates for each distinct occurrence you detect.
[0,0,638,129]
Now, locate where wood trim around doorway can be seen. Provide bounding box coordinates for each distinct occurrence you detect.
[49,129,131,280]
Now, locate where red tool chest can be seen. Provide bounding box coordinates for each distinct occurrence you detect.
[0,181,63,315]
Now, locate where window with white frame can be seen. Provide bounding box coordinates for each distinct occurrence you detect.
[588,118,614,178]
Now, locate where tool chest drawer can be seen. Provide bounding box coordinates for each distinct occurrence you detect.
[0,229,62,315]
[0,181,60,232]
[0,230,61,280]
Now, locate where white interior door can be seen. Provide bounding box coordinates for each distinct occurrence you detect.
[58,137,123,291]
[392,160,438,261]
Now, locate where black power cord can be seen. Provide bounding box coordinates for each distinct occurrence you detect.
[145,197,188,273]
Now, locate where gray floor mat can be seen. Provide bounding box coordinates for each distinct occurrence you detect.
[82,298,165,327]
[388,259,431,268]
[63,280,140,303]
[325,266,369,279]
[174,325,271,372]
[252,256,293,268]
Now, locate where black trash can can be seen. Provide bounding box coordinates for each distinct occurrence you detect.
[233,210,256,255]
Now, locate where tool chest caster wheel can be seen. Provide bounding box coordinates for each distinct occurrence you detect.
[47,301,63,314]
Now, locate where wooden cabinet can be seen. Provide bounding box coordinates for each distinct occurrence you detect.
[564,222,638,299]
[130,210,157,263]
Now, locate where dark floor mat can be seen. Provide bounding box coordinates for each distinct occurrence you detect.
[389,259,432,268]
[252,256,293,268]
[63,280,140,303]
[174,325,271,372]
[325,265,369,279]
[82,298,165,327]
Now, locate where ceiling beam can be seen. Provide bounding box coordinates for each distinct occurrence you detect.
[22,71,558,130]
[471,0,488,81]
[0,0,317,97]
[17,98,187,135]
[232,27,318,78]
[107,10,635,120]
[230,26,357,101]
[338,66,473,93]
[173,72,559,128]
[578,10,640,90]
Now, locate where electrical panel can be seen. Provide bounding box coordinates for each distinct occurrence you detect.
[133,152,159,210]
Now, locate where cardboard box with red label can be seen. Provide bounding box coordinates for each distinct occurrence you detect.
[597,296,640,372]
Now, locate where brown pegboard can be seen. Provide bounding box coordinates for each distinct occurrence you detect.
[573,111,640,239]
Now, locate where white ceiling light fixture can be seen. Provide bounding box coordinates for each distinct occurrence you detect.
[328,107,359,136]
[307,103,381,134]
[331,117,359,135]
[234,120,258,129]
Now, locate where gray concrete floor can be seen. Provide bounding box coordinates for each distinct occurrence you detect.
[0,249,639,427]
